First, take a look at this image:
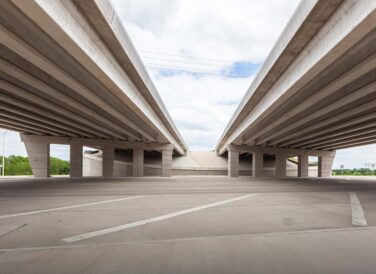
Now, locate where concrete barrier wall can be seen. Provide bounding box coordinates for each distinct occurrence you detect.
[83,152,317,177]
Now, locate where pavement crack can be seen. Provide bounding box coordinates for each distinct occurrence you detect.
[0,223,28,238]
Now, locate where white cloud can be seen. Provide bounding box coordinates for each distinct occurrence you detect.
[113,0,300,62]
[111,0,301,150]
[1,1,375,169]
[150,73,253,149]
[0,129,26,156]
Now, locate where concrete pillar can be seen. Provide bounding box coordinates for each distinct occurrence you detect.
[275,153,286,177]
[252,150,263,177]
[318,156,335,177]
[162,149,173,177]
[70,144,82,178]
[228,149,239,177]
[298,154,309,177]
[133,148,144,177]
[24,142,50,178]
[102,145,114,177]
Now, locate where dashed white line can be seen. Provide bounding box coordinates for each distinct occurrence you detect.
[3,225,376,253]
[62,193,258,243]
[349,192,367,226]
[0,196,143,219]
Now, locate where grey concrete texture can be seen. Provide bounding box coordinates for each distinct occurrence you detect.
[1,176,376,273]
[70,144,83,178]
[23,142,49,178]
[217,0,376,154]
[0,0,186,154]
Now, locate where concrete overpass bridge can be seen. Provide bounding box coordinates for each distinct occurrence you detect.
[0,0,187,178]
[217,0,376,177]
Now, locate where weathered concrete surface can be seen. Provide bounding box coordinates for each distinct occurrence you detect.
[83,150,318,177]
[69,144,83,178]
[1,176,376,273]
[23,142,49,178]
[0,0,186,155]
[132,148,144,177]
[217,0,376,160]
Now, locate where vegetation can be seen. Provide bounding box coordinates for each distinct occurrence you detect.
[332,168,376,176]
[1,155,70,175]
[49,157,70,175]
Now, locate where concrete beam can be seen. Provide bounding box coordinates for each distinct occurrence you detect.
[216,0,345,154]
[217,0,376,154]
[0,105,85,137]
[245,54,376,145]
[304,128,376,149]
[318,136,376,150]
[273,103,376,147]
[19,134,175,151]
[227,144,335,158]
[253,80,376,146]
[0,80,112,138]
[291,121,376,148]
[73,0,187,154]
[0,113,71,136]
[326,139,376,150]
[6,0,186,154]
[0,59,133,140]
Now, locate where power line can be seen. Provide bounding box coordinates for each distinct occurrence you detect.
[145,65,253,78]
[143,62,255,74]
[139,50,242,64]
[141,56,239,68]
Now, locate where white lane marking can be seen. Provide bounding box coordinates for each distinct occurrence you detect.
[4,225,376,253]
[62,193,258,243]
[349,192,367,226]
[0,196,143,219]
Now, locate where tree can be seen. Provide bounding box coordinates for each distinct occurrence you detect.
[2,155,70,175]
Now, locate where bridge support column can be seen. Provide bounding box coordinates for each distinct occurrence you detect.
[133,148,144,177]
[252,150,263,177]
[298,154,309,177]
[162,149,173,177]
[102,145,114,177]
[275,153,286,177]
[318,156,335,177]
[228,149,239,177]
[70,144,83,178]
[24,142,50,178]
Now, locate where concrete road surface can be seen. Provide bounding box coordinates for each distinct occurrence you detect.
[0,176,376,273]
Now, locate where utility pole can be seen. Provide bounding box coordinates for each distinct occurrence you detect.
[2,131,8,176]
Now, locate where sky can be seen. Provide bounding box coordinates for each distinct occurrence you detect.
[0,0,375,169]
